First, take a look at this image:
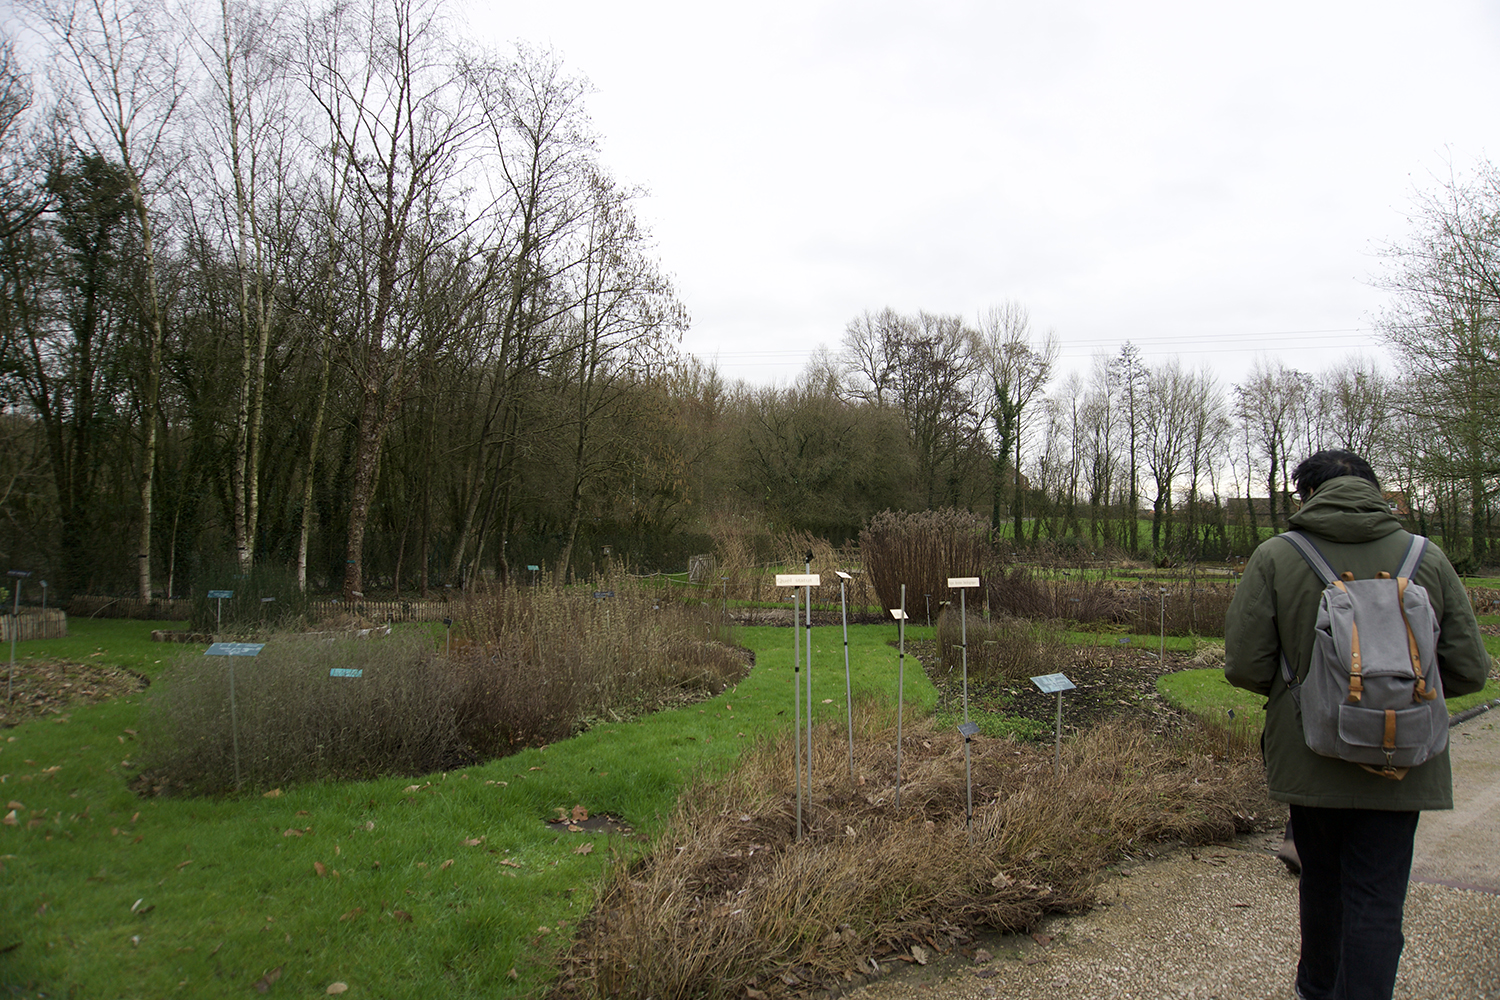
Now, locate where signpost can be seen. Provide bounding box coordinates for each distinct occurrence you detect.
[835,570,855,778]
[776,572,819,839]
[891,587,908,809]
[206,642,266,788]
[948,576,981,831]
[1031,672,1076,778]
[958,719,981,837]
[207,590,233,630]
[7,570,31,701]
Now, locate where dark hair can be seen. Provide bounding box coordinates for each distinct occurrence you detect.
[1291,450,1380,500]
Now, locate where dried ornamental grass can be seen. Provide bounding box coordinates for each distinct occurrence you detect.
[859,508,990,614]
[556,712,1266,1000]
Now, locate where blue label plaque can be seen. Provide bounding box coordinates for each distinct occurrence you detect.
[1030,673,1076,694]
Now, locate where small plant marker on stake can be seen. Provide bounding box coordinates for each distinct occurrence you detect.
[949,576,981,833]
[836,570,855,778]
[958,720,980,838]
[1159,587,1167,661]
[1031,672,1076,778]
[776,572,819,840]
[205,642,266,788]
[7,570,30,701]
[207,590,233,631]
[947,578,980,725]
[804,552,814,801]
[892,586,909,810]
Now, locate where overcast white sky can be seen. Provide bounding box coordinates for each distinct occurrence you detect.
[463,0,1500,387]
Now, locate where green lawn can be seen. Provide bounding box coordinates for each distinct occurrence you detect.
[1160,624,1500,739]
[0,618,935,999]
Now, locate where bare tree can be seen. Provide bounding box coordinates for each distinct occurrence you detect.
[304,0,494,600]
[188,0,298,573]
[445,43,594,587]
[1235,358,1305,533]
[25,0,190,597]
[976,301,1056,539]
[1378,162,1500,566]
[1108,342,1148,552]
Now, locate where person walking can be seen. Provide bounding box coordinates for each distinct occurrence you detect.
[1224,450,1490,1000]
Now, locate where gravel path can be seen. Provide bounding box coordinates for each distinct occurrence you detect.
[845,712,1500,1000]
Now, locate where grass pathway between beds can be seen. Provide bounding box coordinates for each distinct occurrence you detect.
[0,619,934,999]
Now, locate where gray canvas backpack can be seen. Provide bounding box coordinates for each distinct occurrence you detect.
[1277,530,1446,780]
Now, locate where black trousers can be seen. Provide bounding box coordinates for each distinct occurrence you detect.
[1289,804,1420,1000]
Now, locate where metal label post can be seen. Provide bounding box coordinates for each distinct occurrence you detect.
[207,590,233,631]
[206,642,266,788]
[836,570,855,779]
[892,586,908,810]
[7,570,31,701]
[1030,672,1076,778]
[776,573,820,839]
[947,577,980,726]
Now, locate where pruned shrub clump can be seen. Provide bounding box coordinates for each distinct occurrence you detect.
[556,712,1268,1000]
[141,632,473,793]
[452,584,747,748]
[985,564,1130,625]
[935,608,1071,683]
[859,508,989,614]
[141,582,748,794]
[1117,581,1235,638]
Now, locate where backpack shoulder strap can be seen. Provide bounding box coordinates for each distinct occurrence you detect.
[1397,534,1429,580]
[1277,530,1340,586]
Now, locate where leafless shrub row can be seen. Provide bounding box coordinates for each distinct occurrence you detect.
[141,583,747,793]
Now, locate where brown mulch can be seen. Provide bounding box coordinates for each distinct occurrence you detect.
[912,638,1207,738]
[0,658,149,727]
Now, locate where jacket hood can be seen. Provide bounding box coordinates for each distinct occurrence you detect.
[1287,475,1402,543]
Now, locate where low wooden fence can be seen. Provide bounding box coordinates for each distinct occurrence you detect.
[2,610,67,641]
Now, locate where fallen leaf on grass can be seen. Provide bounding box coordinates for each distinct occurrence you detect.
[314,862,327,877]
[507,968,519,981]
[176,859,193,869]
[339,908,364,921]
[462,837,483,847]
[283,828,305,837]
[573,843,593,856]
[253,966,282,993]
[5,801,20,810]
[326,983,348,995]
[498,859,521,868]
[1,811,14,826]
[262,789,282,798]
[570,804,588,822]
[439,859,453,871]
[391,909,412,922]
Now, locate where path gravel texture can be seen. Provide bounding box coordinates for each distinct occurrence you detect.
[846,710,1500,1000]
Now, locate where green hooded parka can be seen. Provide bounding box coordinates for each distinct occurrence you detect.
[1224,476,1490,810]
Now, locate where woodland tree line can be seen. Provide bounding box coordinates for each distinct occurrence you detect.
[1,0,1498,602]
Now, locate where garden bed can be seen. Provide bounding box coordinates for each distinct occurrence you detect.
[0,658,149,727]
